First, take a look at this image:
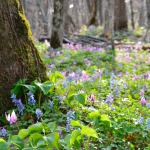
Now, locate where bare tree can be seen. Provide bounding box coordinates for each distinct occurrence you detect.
[114,0,128,30]
[50,0,65,49]
[0,0,47,116]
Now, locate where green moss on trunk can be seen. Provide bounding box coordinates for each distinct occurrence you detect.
[0,0,48,117]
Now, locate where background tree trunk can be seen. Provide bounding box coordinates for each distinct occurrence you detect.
[86,0,98,27]
[114,0,128,30]
[50,0,65,49]
[130,0,135,29]
[0,0,47,116]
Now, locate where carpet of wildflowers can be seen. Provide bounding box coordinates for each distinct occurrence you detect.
[1,39,150,149]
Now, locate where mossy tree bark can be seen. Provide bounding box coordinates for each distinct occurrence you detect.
[0,0,47,116]
[50,0,65,49]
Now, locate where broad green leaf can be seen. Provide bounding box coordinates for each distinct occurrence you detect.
[49,72,64,83]
[81,126,98,138]
[47,122,56,132]
[11,135,24,150]
[70,120,82,127]
[0,142,10,150]
[64,134,71,147]
[88,111,101,119]
[45,132,60,149]
[32,80,53,95]
[74,93,85,105]
[70,130,81,146]
[18,129,30,139]
[101,114,111,127]
[28,122,44,133]
[29,133,44,147]
[22,85,36,94]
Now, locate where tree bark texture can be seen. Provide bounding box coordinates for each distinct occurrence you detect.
[146,0,150,28]
[130,0,135,29]
[114,0,128,30]
[50,0,65,49]
[0,0,47,115]
[86,0,98,27]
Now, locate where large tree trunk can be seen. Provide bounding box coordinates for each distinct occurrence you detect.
[114,0,128,30]
[50,0,65,49]
[0,0,47,116]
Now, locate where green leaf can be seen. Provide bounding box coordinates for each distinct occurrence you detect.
[45,132,60,149]
[11,135,24,150]
[28,122,44,133]
[70,120,82,128]
[22,85,36,94]
[81,126,98,138]
[47,122,56,132]
[64,134,71,147]
[49,72,64,83]
[70,130,81,146]
[74,93,85,105]
[68,93,86,105]
[32,80,53,95]
[18,129,30,139]
[29,133,44,147]
[88,111,101,119]
[0,139,10,150]
[101,114,111,127]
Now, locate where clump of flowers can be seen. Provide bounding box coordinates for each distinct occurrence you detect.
[11,94,25,115]
[105,93,114,106]
[27,91,36,106]
[35,109,43,121]
[66,111,75,131]
[0,128,6,137]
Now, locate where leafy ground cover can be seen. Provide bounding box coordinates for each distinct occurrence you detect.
[1,27,150,149]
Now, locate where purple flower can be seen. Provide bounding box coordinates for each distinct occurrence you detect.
[35,109,43,120]
[49,100,53,109]
[105,93,114,106]
[89,94,95,104]
[140,97,147,105]
[12,99,24,115]
[11,94,16,99]
[0,127,6,136]
[27,92,36,106]
[140,89,145,97]
[138,116,143,125]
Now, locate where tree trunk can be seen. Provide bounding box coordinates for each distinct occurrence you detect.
[64,0,75,34]
[98,0,103,25]
[130,0,135,30]
[50,0,65,49]
[103,1,110,38]
[114,0,128,30]
[86,0,98,27]
[146,0,150,28]
[138,0,145,27]
[0,0,47,116]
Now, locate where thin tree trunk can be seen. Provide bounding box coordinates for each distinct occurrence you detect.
[50,0,65,49]
[0,0,47,116]
[144,0,150,41]
[130,0,135,30]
